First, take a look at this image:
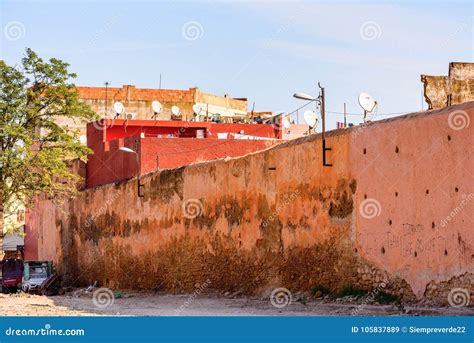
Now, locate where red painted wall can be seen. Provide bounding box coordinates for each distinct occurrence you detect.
[86,134,275,188]
[86,119,280,188]
[89,119,281,142]
[141,138,273,171]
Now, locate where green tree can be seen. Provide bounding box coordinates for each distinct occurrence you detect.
[0,48,97,234]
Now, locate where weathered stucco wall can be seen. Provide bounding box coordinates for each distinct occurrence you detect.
[421,62,474,110]
[33,102,474,303]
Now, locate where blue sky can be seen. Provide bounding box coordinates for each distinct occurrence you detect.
[1,0,472,129]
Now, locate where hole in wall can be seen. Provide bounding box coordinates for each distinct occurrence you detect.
[389,219,392,225]
[455,187,459,192]
[381,246,385,254]
[432,222,435,229]
[426,189,429,195]
[447,135,451,141]
[445,249,448,256]
[414,251,417,257]
[395,191,398,197]
[395,146,399,153]
[364,194,367,199]
[363,148,367,154]
[354,248,358,253]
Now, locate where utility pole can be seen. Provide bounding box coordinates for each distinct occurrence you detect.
[344,102,347,128]
[105,81,109,117]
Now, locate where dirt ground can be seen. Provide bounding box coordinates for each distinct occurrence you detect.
[1,292,473,316]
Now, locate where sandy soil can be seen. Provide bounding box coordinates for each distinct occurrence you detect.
[1,292,473,316]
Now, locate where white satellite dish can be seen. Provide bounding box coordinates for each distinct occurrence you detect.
[358,93,377,113]
[79,135,87,144]
[113,101,125,116]
[151,100,163,114]
[171,105,181,116]
[192,104,203,115]
[303,110,318,128]
[282,116,291,129]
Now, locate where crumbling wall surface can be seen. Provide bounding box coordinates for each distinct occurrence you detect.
[449,62,474,80]
[36,102,474,303]
[422,62,474,109]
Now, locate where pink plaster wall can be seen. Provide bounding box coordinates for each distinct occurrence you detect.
[31,102,474,301]
[352,102,473,297]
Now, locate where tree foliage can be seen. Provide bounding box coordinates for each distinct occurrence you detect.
[0,48,97,232]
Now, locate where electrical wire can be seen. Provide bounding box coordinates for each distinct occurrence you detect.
[284,100,416,118]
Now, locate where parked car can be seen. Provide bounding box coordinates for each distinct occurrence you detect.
[1,258,24,293]
[22,261,53,294]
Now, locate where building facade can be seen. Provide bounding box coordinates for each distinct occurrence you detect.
[421,62,474,109]
[86,119,281,188]
[59,85,249,141]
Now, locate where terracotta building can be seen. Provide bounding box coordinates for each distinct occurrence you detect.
[421,62,474,109]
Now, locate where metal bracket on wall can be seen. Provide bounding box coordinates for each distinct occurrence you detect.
[138,181,145,197]
[319,82,333,167]
[322,139,332,167]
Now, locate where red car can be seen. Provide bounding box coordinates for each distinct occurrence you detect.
[1,258,24,293]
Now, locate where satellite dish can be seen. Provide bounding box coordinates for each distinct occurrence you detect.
[192,104,203,115]
[79,135,87,144]
[303,110,318,128]
[113,101,125,116]
[358,93,377,113]
[171,105,181,116]
[282,116,291,129]
[126,113,136,120]
[151,100,162,114]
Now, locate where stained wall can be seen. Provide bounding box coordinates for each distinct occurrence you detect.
[32,102,474,303]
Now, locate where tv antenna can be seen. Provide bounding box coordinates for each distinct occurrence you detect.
[113,101,125,118]
[358,92,377,123]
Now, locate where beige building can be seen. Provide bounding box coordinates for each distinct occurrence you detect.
[421,62,474,109]
[1,197,25,259]
[61,85,249,141]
